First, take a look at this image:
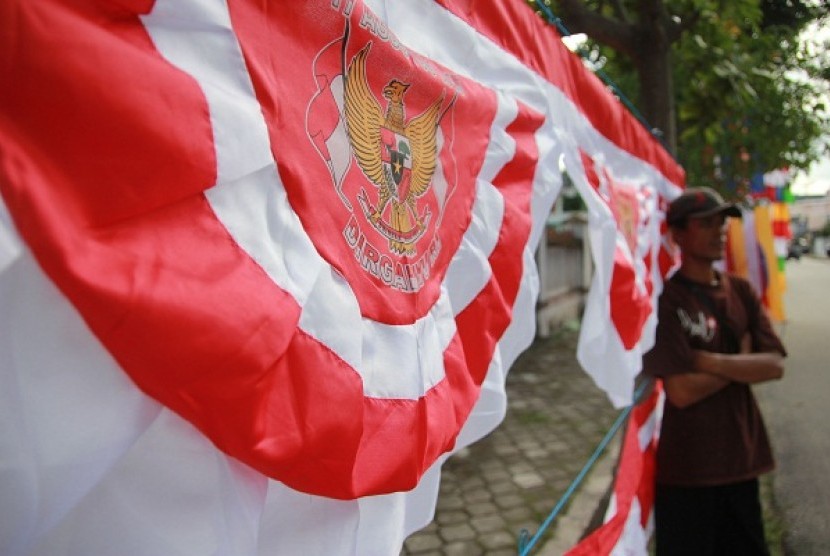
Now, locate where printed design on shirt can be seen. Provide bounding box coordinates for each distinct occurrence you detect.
[676,308,717,342]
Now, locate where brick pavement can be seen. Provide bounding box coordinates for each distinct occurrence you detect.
[401,325,623,555]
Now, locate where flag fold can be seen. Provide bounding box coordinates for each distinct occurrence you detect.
[0,0,682,554]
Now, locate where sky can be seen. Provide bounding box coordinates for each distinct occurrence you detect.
[790,15,830,197]
[559,21,830,197]
[791,156,830,196]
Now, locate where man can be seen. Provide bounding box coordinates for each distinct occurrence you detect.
[643,187,786,555]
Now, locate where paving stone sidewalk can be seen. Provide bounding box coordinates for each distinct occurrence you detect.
[401,325,624,556]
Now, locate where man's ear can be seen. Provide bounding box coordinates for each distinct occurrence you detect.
[668,226,682,246]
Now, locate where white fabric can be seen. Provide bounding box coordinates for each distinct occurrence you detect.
[0,196,21,272]
[391,0,684,408]
[742,209,764,295]
[609,498,649,556]
[0,2,551,554]
[147,0,530,400]
[604,392,663,555]
[588,388,663,556]
[571,150,680,407]
[0,0,680,554]
[763,168,791,188]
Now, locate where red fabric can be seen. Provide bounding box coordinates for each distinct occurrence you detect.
[231,1,492,324]
[657,195,680,279]
[580,151,653,350]
[772,220,790,239]
[565,383,662,555]
[435,0,684,189]
[610,248,652,350]
[455,101,542,380]
[0,0,542,499]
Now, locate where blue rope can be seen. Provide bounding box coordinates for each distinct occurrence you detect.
[531,0,665,148]
[517,380,650,555]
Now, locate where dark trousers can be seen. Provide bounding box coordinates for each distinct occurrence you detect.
[654,479,769,556]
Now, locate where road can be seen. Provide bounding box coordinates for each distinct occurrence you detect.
[756,256,830,554]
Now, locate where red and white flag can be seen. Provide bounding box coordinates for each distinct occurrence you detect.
[571,151,676,407]
[0,0,681,554]
[565,382,664,555]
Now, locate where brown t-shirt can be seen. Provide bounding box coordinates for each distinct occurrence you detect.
[642,272,786,486]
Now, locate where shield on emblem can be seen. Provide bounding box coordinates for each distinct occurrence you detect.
[381,128,412,198]
[390,139,410,184]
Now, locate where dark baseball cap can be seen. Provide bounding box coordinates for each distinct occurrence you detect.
[666,187,742,227]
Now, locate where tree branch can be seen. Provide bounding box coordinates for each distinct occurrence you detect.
[637,0,665,21]
[609,0,630,22]
[555,0,638,57]
[667,10,701,42]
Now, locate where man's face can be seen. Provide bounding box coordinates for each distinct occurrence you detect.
[673,213,728,263]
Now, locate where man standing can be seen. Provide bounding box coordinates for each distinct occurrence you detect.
[643,187,786,555]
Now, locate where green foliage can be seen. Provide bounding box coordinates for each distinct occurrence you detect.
[674,1,829,192]
[527,0,830,196]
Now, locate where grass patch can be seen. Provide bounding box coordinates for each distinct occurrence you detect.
[761,474,786,556]
[515,409,550,425]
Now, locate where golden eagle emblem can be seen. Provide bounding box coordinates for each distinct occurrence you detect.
[344,43,444,256]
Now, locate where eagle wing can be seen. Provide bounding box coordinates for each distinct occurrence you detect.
[343,44,385,187]
[404,94,444,199]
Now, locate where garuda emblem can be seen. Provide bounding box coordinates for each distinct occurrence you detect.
[344,43,444,256]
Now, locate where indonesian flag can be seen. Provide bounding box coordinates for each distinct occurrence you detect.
[0,0,681,554]
[565,382,664,555]
[570,151,681,408]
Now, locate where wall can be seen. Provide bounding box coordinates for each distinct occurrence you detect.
[535,212,590,337]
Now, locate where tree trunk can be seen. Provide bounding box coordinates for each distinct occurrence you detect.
[633,23,677,155]
[553,0,678,156]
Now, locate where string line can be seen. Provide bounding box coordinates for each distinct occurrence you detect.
[531,0,666,147]
[517,380,650,555]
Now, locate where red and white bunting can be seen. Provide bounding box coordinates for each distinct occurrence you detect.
[565,382,664,556]
[0,0,682,554]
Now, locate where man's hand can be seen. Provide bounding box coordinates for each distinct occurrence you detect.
[663,372,730,409]
[664,335,784,409]
[694,348,784,385]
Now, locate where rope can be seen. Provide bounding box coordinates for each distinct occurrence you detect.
[516,379,650,555]
[530,0,666,149]
[510,4,669,552]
